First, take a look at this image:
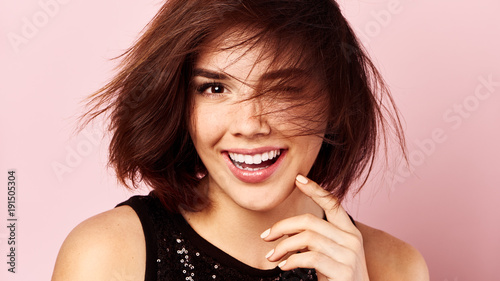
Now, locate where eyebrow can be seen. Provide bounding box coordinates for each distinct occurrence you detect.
[192,68,305,81]
[192,69,229,80]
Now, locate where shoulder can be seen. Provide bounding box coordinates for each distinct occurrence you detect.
[356,221,429,281]
[52,205,146,281]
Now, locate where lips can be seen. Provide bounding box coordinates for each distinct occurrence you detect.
[223,148,286,183]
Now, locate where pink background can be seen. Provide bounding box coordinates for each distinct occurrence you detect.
[1,0,499,280]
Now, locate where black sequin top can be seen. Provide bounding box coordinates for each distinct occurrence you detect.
[117,194,320,280]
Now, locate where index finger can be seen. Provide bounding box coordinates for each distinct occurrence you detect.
[295,174,355,231]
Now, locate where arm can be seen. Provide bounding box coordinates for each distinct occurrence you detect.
[51,206,146,281]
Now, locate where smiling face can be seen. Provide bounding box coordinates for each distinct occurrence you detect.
[188,35,327,212]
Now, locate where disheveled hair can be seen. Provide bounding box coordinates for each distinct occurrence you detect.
[81,0,406,212]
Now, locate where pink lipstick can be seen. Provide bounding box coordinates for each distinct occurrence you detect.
[223,148,287,183]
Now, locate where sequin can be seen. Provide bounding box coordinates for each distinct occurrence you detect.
[121,195,319,280]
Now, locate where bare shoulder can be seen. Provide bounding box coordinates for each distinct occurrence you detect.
[51,205,146,281]
[356,221,429,281]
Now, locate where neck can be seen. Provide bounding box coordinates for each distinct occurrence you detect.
[181,184,323,270]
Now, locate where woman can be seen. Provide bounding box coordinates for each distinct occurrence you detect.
[52,0,429,280]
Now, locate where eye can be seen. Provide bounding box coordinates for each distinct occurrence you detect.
[196,82,227,96]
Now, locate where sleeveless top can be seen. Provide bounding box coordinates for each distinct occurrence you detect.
[117,193,356,281]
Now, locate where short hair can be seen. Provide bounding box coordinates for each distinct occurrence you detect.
[82,0,405,212]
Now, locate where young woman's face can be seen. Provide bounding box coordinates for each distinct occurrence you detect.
[189,38,326,212]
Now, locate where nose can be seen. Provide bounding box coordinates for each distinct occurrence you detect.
[228,98,271,138]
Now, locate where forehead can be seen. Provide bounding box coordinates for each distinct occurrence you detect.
[194,27,314,81]
[195,40,275,82]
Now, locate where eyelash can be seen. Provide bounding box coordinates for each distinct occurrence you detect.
[194,82,303,99]
[196,82,227,97]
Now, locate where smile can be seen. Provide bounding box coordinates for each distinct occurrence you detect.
[228,149,281,171]
[223,148,286,183]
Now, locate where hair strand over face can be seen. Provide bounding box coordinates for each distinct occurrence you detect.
[80,0,406,212]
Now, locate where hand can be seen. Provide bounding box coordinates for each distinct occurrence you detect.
[261,174,370,281]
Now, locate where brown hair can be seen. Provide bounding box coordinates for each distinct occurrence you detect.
[82,0,406,212]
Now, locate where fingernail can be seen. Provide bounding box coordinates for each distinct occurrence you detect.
[296,174,308,184]
[260,228,270,239]
[265,249,274,259]
[278,260,287,268]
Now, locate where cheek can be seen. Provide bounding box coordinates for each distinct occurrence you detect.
[267,105,328,137]
[189,102,228,149]
[303,135,324,155]
[296,136,324,176]
[295,134,324,160]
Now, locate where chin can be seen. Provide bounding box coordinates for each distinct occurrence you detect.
[228,182,297,213]
[207,168,302,213]
[236,198,284,212]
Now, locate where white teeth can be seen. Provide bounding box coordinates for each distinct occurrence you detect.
[233,162,267,171]
[244,155,253,165]
[262,152,269,161]
[228,149,281,165]
[237,154,244,163]
[253,154,262,164]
